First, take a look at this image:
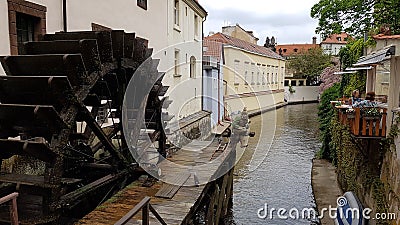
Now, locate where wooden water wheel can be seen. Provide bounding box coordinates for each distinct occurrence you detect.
[0,30,168,224]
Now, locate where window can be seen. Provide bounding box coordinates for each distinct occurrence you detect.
[16,13,36,54]
[251,63,255,85]
[190,56,196,78]
[174,0,180,26]
[262,65,266,85]
[275,66,279,84]
[267,65,271,84]
[257,64,261,84]
[174,49,180,76]
[7,0,46,55]
[137,0,147,10]
[284,80,289,86]
[194,15,199,38]
[291,80,297,86]
[299,80,304,86]
[244,62,249,85]
[294,48,298,52]
[234,60,240,85]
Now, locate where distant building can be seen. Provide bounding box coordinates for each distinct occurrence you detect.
[320,32,350,55]
[275,37,319,78]
[203,40,224,127]
[204,25,285,115]
[275,37,320,103]
[221,23,259,45]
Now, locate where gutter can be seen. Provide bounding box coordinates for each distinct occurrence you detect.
[63,0,67,32]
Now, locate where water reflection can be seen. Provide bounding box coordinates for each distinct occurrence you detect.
[233,104,321,225]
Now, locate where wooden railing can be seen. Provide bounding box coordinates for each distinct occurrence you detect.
[336,106,387,138]
[114,196,167,225]
[0,192,19,225]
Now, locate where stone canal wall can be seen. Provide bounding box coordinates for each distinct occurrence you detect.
[331,116,399,225]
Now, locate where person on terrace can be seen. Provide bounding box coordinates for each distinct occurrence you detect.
[351,89,361,104]
[352,91,378,108]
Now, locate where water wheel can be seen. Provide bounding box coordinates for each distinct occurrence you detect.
[0,30,168,224]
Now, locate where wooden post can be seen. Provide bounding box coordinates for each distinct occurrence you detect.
[375,118,380,136]
[142,203,149,225]
[355,108,360,136]
[215,173,229,225]
[362,118,367,136]
[0,193,19,225]
[387,56,400,133]
[206,184,218,225]
[382,108,387,137]
[369,120,373,136]
[10,197,18,225]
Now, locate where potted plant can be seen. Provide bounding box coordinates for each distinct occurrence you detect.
[361,107,382,120]
[346,108,355,119]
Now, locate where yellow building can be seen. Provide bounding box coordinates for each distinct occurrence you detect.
[205,28,285,115]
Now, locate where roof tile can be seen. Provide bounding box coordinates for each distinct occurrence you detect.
[204,33,283,60]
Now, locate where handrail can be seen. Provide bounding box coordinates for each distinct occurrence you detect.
[114,196,167,225]
[335,106,387,138]
[0,192,19,225]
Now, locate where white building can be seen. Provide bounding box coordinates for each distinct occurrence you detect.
[320,32,350,55]
[0,0,207,123]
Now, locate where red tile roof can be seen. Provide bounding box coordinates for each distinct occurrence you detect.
[373,34,400,40]
[203,40,223,62]
[275,44,319,57]
[321,32,350,44]
[204,33,283,60]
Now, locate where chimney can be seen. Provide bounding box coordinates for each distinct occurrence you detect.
[312,37,317,45]
[209,31,215,36]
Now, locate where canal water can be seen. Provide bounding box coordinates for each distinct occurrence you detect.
[232,103,321,225]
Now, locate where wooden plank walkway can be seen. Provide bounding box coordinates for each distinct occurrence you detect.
[76,139,233,225]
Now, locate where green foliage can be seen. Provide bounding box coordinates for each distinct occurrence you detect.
[311,0,374,39]
[317,83,341,162]
[288,85,296,94]
[330,118,390,225]
[287,47,332,80]
[338,39,367,96]
[311,0,400,38]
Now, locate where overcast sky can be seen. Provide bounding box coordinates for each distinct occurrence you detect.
[201,0,321,45]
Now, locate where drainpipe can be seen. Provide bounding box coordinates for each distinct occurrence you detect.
[63,0,67,32]
[201,15,207,112]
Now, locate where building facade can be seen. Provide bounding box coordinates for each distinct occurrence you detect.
[203,40,224,127]
[205,27,285,115]
[320,32,350,55]
[0,0,207,122]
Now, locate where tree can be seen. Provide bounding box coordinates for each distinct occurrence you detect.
[287,47,332,82]
[311,0,400,39]
[338,38,367,96]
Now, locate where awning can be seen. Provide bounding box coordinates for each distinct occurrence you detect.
[353,45,395,66]
[334,71,357,75]
[345,66,372,71]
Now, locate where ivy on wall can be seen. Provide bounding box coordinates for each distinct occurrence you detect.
[330,116,390,225]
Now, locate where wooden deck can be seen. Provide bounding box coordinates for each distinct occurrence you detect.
[76,139,235,225]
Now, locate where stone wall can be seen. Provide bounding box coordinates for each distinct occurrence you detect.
[331,116,393,225]
[167,111,211,148]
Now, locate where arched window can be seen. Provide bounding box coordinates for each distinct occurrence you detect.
[190,56,196,78]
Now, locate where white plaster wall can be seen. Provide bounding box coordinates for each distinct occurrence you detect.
[284,86,319,103]
[226,92,284,115]
[66,0,168,53]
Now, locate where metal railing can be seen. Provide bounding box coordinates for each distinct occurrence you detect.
[0,192,19,225]
[114,196,167,225]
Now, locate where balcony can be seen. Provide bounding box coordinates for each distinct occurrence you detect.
[333,102,388,139]
[203,56,219,70]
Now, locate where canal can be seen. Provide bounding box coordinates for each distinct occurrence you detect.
[232,103,321,225]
